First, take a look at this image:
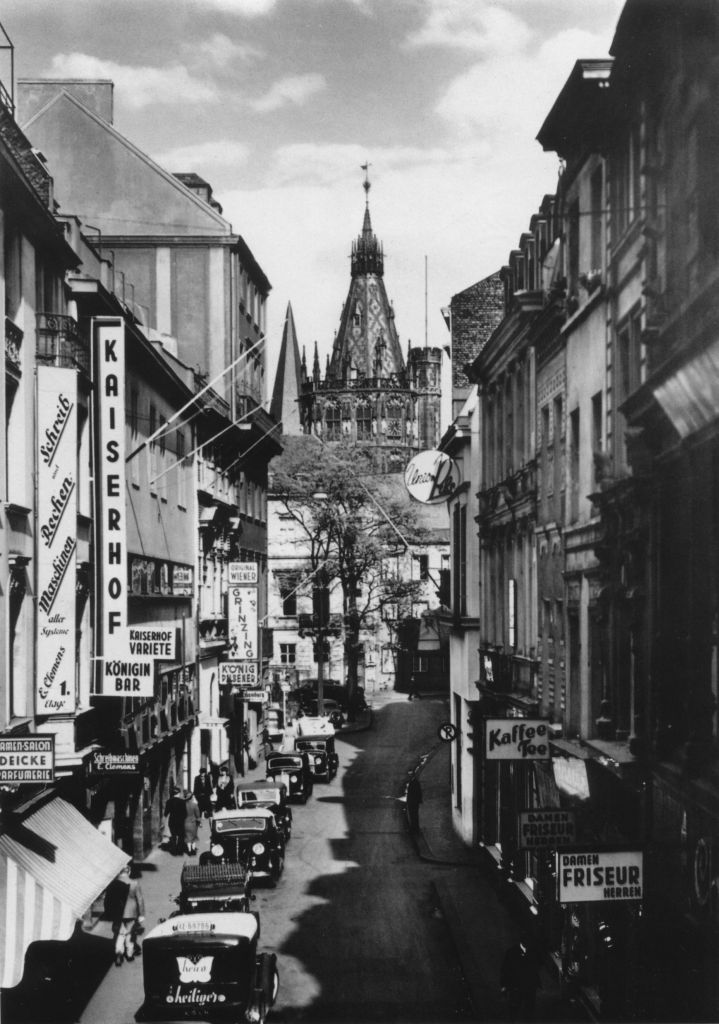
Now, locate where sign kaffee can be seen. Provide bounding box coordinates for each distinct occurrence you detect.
[485,719,550,760]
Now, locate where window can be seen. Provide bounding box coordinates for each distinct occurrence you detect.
[617,309,642,403]
[569,408,580,523]
[414,554,429,581]
[452,505,467,616]
[592,391,603,488]
[568,198,580,295]
[177,430,187,507]
[279,643,296,666]
[277,572,298,616]
[541,404,551,516]
[325,405,341,441]
[412,656,428,673]
[553,397,563,521]
[148,404,157,491]
[158,416,167,500]
[590,164,604,272]
[611,125,641,239]
[357,402,372,441]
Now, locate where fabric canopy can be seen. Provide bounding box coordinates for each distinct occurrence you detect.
[0,797,129,989]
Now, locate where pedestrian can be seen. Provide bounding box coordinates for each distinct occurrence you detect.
[107,863,145,966]
[183,789,201,854]
[193,766,213,818]
[406,774,422,832]
[500,935,541,1021]
[408,676,420,701]
[163,785,187,855]
[214,765,235,811]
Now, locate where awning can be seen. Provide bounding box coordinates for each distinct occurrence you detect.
[0,797,129,989]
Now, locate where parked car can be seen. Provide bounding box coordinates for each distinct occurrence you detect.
[236,780,293,844]
[306,698,344,727]
[201,808,285,885]
[139,912,278,1022]
[265,751,314,803]
[294,734,339,782]
[176,863,254,916]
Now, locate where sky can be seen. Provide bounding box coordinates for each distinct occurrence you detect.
[3,0,625,387]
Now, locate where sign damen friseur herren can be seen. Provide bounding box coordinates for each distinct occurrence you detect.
[36,367,77,714]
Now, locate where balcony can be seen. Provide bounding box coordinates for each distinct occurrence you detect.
[119,691,196,753]
[36,313,90,376]
[5,318,22,379]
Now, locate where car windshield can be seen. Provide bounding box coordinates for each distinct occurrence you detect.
[214,817,267,834]
[297,741,325,752]
[268,757,302,770]
[238,789,279,803]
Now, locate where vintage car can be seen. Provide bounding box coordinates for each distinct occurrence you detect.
[139,912,278,1022]
[176,863,254,917]
[294,733,339,782]
[235,780,293,845]
[306,698,344,728]
[265,751,314,803]
[263,703,285,744]
[201,808,285,885]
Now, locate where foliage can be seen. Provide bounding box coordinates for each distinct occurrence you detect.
[270,438,426,706]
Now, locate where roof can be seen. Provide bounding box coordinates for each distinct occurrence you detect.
[270,303,304,433]
[214,806,275,820]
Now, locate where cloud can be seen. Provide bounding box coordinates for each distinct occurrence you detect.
[154,140,250,173]
[405,1,531,54]
[435,26,612,136]
[249,73,326,113]
[190,33,264,68]
[48,53,217,109]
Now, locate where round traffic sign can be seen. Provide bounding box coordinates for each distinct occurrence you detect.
[438,722,458,742]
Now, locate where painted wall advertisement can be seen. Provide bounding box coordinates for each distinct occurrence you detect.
[484,719,550,760]
[227,586,258,661]
[557,850,644,903]
[36,366,77,714]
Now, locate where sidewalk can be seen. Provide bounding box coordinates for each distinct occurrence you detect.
[409,723,585,1023]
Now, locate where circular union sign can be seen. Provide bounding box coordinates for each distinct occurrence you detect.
[404,450,460,504]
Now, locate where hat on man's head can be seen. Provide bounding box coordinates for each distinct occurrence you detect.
[171,785,181,795]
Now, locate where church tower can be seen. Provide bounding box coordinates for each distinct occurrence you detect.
[296,169,442,473]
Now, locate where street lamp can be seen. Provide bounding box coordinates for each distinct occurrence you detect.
[312,568,330,716]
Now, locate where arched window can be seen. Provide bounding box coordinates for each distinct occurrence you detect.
[357,402,372,441]
[325,404,341,440]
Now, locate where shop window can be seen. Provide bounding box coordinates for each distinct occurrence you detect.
[412,656,428,673]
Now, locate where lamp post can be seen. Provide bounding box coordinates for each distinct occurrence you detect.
[313,568,330,716]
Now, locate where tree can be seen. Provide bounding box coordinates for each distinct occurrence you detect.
[270,437,425,712]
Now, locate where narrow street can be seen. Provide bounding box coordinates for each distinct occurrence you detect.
[4,693,473,1024]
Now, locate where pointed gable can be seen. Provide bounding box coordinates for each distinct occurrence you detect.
[19,86,230,236]
[270,303,304,434]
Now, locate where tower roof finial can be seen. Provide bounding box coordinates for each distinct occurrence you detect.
[361,161,371,205]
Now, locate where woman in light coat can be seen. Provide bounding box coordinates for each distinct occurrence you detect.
[183,789,201,854]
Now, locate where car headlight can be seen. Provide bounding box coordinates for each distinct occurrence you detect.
[290,774,298,782]
[315,756,322,766]
[252,842,265,855]
[211,843,224,857]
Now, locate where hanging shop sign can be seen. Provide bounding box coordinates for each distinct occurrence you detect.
[557,850,644,903]
[227,586,258,661]
[128,626,177,660]
[172,565,194,597]
[404,449,460,504]
[518,809,576,850]
[219,662,259,688]
[94,318,128,661]
[228,562,258,586]
[485,719,550,760]
[36,367,77,715]
[88,751,140,776]
[239,690,269,704]
[0,736,55,783]
[103,657,155,697]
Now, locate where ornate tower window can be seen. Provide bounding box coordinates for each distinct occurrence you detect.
[325,403,341,441]
[357,402,372,441]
